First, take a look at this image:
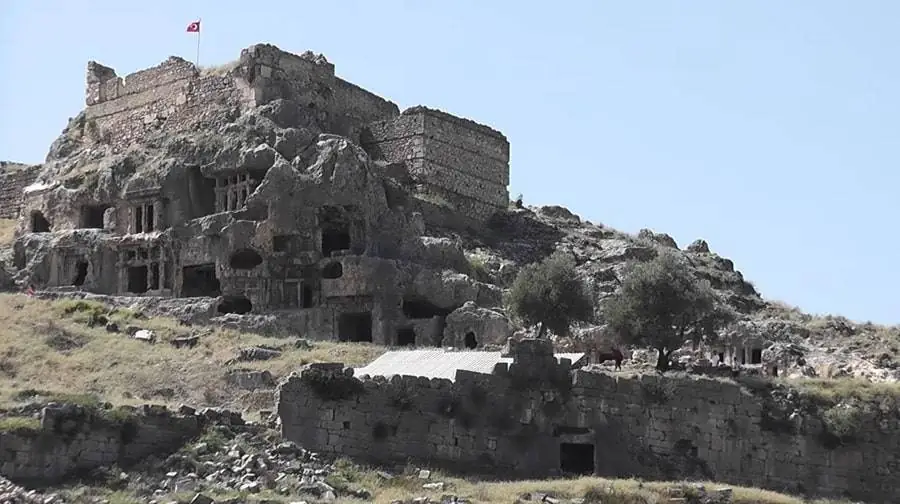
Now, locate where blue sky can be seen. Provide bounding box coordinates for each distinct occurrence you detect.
[1,1,898,324]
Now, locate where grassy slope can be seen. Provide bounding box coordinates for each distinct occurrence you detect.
[0,294,382,411]
[0,294,863,503]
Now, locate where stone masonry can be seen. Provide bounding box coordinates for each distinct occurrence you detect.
[0,403,208,485]
[0,163,40,220]
[11,43,511,349]
[362,106,511,222]
[278,338,900,504]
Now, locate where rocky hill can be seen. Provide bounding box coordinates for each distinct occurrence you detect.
[1,43,898,504]
[0,43,897,386]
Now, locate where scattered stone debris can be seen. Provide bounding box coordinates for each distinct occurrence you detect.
[0,475,65,503]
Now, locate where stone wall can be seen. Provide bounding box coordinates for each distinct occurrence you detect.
[83,57,249,149]
[277,339,900,504]
[0,403,207,485]
[82,44,400,152]
[0,163,41,220]
[362,107,510,222]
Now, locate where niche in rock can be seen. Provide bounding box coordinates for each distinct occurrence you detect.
[321,226,351,258]
[322,261,343,279]
[339,312,372,343]
[80,205,110,229]
[402,298,454,320]
[302,283,314,308]
[559,443,595,475]
[31,211,51,233]
[127,265,148,294]
[319,205,354,257]
[182,264,221,297]
[218,295,252,315]
[188,167,217,219]
[751,348,763,364]
[229,249,263,270]
[396,327,416,347]
[72,261,88,286]
[464,331,478,349]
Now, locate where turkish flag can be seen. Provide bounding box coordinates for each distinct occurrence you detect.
[186,20,200,33]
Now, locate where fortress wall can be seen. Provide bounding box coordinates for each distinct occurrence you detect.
[362,108,510,221]
[278,353,900,504]
[332,78,400,127]
[0,163,41,219]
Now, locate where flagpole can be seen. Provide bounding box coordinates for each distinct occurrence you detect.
[195,18,202,67]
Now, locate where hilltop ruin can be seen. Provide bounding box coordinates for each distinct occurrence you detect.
[5,44,517,348]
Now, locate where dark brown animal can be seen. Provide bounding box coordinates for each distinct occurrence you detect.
[596,348,624,371]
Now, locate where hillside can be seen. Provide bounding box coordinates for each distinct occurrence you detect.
[0,294,864,504]
[0,43,897,503]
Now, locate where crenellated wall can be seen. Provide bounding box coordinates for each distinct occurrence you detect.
[0,163,41,220]
[362,106,510,222]
[277,339,900,504]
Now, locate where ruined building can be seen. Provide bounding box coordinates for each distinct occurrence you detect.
[278,338,900,503]
[10,44,515,347]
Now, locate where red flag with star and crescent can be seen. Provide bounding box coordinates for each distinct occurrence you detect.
[186,20,200,32]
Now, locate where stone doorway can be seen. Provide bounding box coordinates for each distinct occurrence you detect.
[559,442,595,475]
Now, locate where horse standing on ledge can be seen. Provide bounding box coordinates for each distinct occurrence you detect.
[595,347,625,371]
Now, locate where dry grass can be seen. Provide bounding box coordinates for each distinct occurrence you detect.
[0,294,383,412]
[786,376,900,404]
[320,461,848,504]
[0,218,17,246]
[200,60,239,76]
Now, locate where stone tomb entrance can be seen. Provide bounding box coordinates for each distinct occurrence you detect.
[181,263,221,297]
[556,426,596,476]
[338,312,372,342]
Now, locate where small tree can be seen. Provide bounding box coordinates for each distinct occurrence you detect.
[602,250,736,372]
[506,251,595,338]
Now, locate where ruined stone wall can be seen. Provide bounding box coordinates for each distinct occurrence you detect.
[278,348,900,503]
[362,107,510,222]
[83,57,250,150]
[0,404,201,485]
[0,163,41,219]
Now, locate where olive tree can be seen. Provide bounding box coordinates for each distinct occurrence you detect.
[602,250,736,371]
[506,251,595,338]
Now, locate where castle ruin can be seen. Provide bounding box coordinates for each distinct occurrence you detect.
[11,44,515,348]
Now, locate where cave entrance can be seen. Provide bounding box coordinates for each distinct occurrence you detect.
[182,264,220,297]
[80,205,109,229]
[751,348,763,364]
[402,298,453,319]
[229,249,263,270]
[321,227,351,258]
[397,327,416,347]
[301,283,314,308]
[72,261,88,286]
[339,312,372,343]
[559,443,595,475]
[31,211,51,233]
[218,295,252,315]
[127,265,148,294]
[464,331,478,349]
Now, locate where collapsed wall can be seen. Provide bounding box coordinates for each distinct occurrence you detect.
[0,403,216,485]
[277,338,900,504]
[0,163,40,220]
